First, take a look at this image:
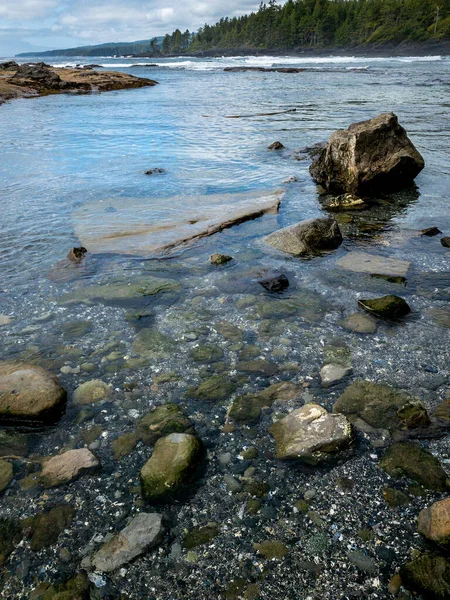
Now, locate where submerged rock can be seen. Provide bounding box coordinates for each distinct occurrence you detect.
[441,237,450,248]
[336,252,410,278]
[136,404,193,446]
[379,443,449,491]
[145,168,165,175]
[309,112,424,195]
[257,273,289,292]
[193,375,237,402]
[400,553,450,599]
[339,313,377,334]
[333,381,430,434]
[0,361,66,425]
[418,498,450,545]
[132,328,176,359]
[268,141,285,150]
[358,295,411,319]
[73,379,112,405]
[0,518,21,567]
[270,403,352,464]
[41,448,100,488]
[0,460,13,494]
[421,227,442,237]
[184,523,220,549]
[93,512,164,572]
[210,253,233,265]
[323,193,367,212]
[254,540,289,559]
[140,433,203,502]
[263,217,342,256]
[320,364,352,386]
[28,505,76,551]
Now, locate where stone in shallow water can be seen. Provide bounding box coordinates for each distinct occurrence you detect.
[263,217,342,256]
[428,307,450,329]
[0,518,21,567]
[320,364,352,386]
[0,315,13,327]
[441,237,450,248]
[191,344,224,364]
[418,498,450,545]
[193,375,237,402]
[41,448,100,488]
[254,540,289,559]
[270,403,352,464]
[336,252,410,277]
[400,553,450,599]
[358,295,411,319]
[29,505,76,551]
[93,512,164,572]
[184,523,220,549]
[236,360,278,377]
[140,433,203,502]
[210,253,233,265]
[132,328,176,359]
[333,381,430,433]
[0,361,66,425]
[73,379,112,405]
[257,273,289,292]
[73,189,283,255]
[379,443,449,492]
[136,404,193,446]
[0,460,13,494]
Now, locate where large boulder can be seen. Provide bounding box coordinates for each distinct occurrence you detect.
[0,361,66,425]
[310,112,424,195]
[263,217,342,256]
[269,403,352,465]
[140,433,203,502]
[92,512,164,572]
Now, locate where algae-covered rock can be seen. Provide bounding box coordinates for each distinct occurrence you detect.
[140,433,203,502]
[418,498,450,545]
[333,381,430,432]
[263,217,342,256]
[216,321,244,342]
[0,518,21,566]
[132,328,176,359]
[0,431,28,457]
[29,505,76,551]
[191,345,224,364]
[229,395,263,424]
[60,276,181,305]
[0,361,66,425]
[382,486,411,508]
[136,404,192,446]
[112,432,138,460]
[400,553,450,599]
[358,295,411,319]
[193,375,236,402]
[28,572,90,600]
[210,253,233,265]
[270,403,352,464]
[0,459,13,494]
[254,540,289,559]
[379,443,449,491]
[184,523,220,549]
[93,512,164,572]
[236,359,277,377]
[73,379,112,405]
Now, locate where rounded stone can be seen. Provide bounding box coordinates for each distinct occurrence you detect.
[73,379,112,405]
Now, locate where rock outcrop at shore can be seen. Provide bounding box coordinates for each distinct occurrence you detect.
[0,61,158,105]
[309,112,424,195]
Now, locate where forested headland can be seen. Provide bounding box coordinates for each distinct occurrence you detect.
[162,0,450,54]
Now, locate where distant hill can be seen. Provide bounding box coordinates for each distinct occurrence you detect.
[16,38,164,58]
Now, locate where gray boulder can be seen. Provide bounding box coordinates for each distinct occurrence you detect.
[269,403,352,464]
[310,112,424,195]
[263,217,342,256]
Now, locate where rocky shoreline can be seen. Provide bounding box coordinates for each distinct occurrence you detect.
[1,112,450,600]
[0,62,158,106]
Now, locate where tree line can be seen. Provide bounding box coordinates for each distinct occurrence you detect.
[163,0,450,53]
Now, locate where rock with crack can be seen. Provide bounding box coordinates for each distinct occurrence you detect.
[0,361,66,425]
[269,403,353,465]
[310,112,424,195]
[92,512,164,572]
[263,217,342,256]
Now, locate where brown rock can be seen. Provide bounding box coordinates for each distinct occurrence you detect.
[41,448,100,488]
[0,361,66,425]
[418,498,450,545]
[67,247,87,262]
[0,460,13,494]
[310,112,424,195]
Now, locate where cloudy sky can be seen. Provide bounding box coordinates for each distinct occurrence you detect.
[0,0,267,56]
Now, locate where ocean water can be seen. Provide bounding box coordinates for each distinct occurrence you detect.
[1,55,450,599]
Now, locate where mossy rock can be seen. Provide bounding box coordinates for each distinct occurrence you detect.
[153,372,183,384]
[257,319,285,338]
[0,431,28,457]
[132,329,176,359]
[59,320,93,340]
[136,404,192,446]
[216,322,244,342]
[243,479,270,498]
[333,381,430,432]
[229,395,263,424]
[60,276,181,305]
[254,540,289,559]
[358,295,411,319]
[112,432,138,460]
[28,505,76,551]
[242,447,259,460]
[238,345,261,360]
[73,379,112,406]
[379,443,449,491]
[246,499,261,515]
[184,523,220,549]
[193,375,236,402]
[236,360,278,377]
[0,518,21,566]
[400,553,450,599]
[29,572,90,600]
[191,345,224,363]
[382,486,411,508]
[140,433,203,502]
[0,460,13,494]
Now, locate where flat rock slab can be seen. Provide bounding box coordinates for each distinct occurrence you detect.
[336,252,410,277]
[0,361,66,425]
[418,498,450,545]
[93,512,164,572]
[270,403,352,464]
[73,190,283,256]
[41,448,100,488]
